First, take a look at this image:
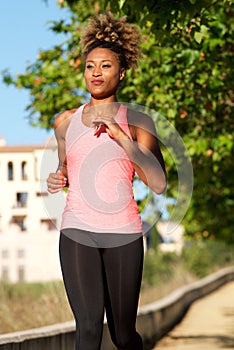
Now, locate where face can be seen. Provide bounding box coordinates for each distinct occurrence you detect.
[84,47,125,101]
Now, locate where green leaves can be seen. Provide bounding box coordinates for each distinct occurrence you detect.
[116,1,234,242]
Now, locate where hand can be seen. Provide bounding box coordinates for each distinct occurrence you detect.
[92,115,126,140]
[84,103,128,140]
[47,170,67,193]
[93,123,108,137]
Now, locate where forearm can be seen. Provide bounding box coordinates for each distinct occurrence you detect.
[118,135,166,194]
[57,163,68,179]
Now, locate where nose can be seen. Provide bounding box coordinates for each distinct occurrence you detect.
[92,66,102,76]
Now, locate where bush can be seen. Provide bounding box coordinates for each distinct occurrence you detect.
[142,250,179,288]
[182,239,234,278]
[142,239,234,289]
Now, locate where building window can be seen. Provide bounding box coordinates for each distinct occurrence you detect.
[17,249,25,258]
[21,161,28,180]
[16,192,28,208]
[1,266,9,281]
[8,161,13,180]
[11,216,27,231]
[1,250,9,259]
[18,265,25,282]
[36,192,48,197]
[41,218,57,231]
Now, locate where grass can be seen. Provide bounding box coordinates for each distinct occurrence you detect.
[0,281,73,333]
[140,261,197,305]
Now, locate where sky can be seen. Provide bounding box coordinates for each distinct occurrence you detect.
[0,0,70,145]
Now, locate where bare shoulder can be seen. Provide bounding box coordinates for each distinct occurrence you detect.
[54,108,78,139]
[127,108,157,139]
[54,108,78,129]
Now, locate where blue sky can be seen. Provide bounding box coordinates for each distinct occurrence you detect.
[0,1,69,145]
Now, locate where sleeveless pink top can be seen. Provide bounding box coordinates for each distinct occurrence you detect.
[61,104,142,234]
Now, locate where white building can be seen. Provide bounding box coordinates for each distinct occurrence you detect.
[0,136,63,282]
[157,221,184,254]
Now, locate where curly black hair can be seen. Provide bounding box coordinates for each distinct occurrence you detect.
[80,11,141,69]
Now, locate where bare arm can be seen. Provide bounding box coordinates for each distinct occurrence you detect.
[54,114,68,178]
[47,109,77,193]
[119,112,166,194]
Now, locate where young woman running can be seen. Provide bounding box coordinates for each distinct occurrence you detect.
[47,11,166,350]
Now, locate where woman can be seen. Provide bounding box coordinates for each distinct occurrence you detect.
[47,11,166,350]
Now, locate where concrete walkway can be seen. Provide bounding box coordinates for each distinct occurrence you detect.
[153,281,234,349]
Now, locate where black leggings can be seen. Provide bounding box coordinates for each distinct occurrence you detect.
[59,231,143,350]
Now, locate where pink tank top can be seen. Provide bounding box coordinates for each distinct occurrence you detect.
[61,104,142,234]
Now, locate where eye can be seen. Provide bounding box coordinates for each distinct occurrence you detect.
[86,64,94,69]
[102,63,111,68]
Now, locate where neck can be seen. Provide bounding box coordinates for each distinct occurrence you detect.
[84,96,120,119]
[89,95,118,106]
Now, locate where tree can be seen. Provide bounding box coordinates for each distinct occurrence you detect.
[2,0,234,242]
[115,1,234,243]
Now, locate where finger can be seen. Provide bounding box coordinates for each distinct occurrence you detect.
[48,180,66,188]
[50,172,66,180]
[48,172,67,184]
[47,173,67,193]
[94,124,107,136]
[47,183,63,193]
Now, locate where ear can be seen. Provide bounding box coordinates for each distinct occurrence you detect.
[119,68,126,81]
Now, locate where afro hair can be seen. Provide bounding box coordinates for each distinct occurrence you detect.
[80,11,141,69]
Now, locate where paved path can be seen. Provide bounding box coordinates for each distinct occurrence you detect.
[153,281,234,349]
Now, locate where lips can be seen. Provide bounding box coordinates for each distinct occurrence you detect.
[91,80,104,85]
